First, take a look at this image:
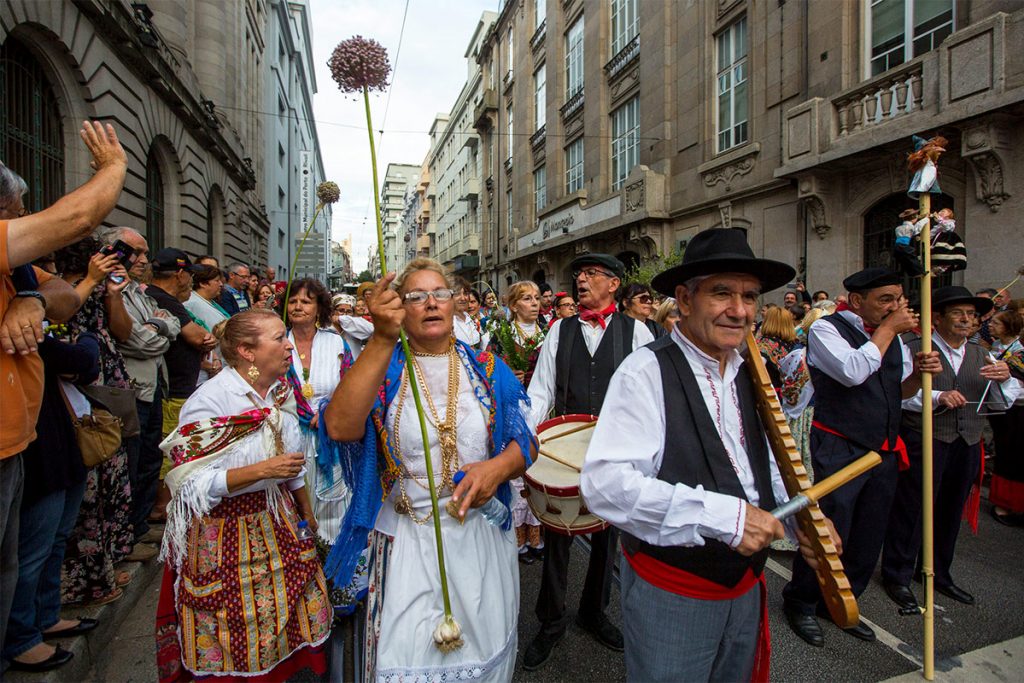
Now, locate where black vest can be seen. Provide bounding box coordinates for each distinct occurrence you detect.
[902,336,989,445]
[621,335,777,588]
[553,313,633,416]
[809,313,904,450]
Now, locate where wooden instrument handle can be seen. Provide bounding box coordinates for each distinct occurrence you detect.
[539,420,596,444]
[770,451,881,520]
[537,447,583,473]
[743,329,870,629]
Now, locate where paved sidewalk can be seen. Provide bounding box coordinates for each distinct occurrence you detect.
[883,636,1024,682]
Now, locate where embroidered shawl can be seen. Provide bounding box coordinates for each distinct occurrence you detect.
[320,339,537,587]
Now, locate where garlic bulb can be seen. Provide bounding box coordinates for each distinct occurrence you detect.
[432,615,464,653]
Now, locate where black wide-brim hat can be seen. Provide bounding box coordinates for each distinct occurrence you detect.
[932,285,994,316]
[651,228,796,297]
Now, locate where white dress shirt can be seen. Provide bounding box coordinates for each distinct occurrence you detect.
[902,332,1020,412]
[337,315,373,361]
[807,310,914,385]
[527,313,654,428]
[580,326,792,549]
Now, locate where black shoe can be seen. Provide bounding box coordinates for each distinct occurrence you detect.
[575,612,624,652]
[529,545,545,559]
[936,583,975,605]
[883,581,919,611]
[9,646,74,672]
[518,552,536,565]
[784,606,823,647]
[43,617,99,640]
[991,507,1022,527]
[523,630,565,671]
[843,620,876,642]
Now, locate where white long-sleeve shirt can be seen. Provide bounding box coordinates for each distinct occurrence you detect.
[902,332,1020,412]
[580,326,792,549]
[807,310,914,385]
[526,313,654,429]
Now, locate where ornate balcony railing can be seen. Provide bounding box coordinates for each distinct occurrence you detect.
[832,58,924,137]
[604,36,639,80]
[530,124,546,150]
[560,88,584,120]
[530,19,547,51]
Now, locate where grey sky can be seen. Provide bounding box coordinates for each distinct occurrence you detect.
[309,0,498,274]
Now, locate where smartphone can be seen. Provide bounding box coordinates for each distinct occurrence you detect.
[100,240,137,269]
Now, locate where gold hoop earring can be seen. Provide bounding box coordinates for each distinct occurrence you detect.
[247,364,260,382]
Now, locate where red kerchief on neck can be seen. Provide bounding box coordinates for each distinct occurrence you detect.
[579,304,616,328]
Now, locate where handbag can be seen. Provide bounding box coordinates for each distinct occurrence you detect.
[79,384,140,438]
[59,383,123,468]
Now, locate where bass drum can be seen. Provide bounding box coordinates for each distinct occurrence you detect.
[523,414,608,536]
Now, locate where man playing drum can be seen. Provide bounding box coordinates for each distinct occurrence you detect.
[523,253,654,670]
[581,229,836,682]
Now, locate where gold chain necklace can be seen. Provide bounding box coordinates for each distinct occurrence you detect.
[392,344,461,524]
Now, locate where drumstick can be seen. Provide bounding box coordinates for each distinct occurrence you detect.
[539,420,596,444]
[537,447,582,473]
[770,451,881,520]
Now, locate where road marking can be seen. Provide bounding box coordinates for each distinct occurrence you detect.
[765,558,924,667]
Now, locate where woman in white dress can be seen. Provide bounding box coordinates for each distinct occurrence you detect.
[453,278,487,350]
[285,278,354,543]
[321,259,536,682]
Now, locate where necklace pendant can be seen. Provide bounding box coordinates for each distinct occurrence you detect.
[446,498,465,524]
[394,499,410,515]
[302,382,315,399]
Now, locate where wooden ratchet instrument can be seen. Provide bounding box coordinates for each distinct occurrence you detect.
[743,330,879,629]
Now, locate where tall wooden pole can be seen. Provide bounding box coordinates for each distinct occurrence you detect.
[919,192,935,680]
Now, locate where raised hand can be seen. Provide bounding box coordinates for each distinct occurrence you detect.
[368,273,404,343]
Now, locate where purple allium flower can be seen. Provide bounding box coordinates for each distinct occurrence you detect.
[316,181,340,205]
[328,36,391,93]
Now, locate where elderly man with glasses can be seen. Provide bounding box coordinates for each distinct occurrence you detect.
[522,253,654,670]
[218,262,251,316]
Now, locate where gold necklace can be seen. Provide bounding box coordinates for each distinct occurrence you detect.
[295,334,314,398]
[392,345,461,524]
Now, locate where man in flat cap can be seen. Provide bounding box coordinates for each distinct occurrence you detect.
[783,267,941,646]
[882,287,1018,610]
[523,252,654,670]
[580,228,833,681]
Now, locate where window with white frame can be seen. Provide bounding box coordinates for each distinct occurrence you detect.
[565,16,584,97]
[868,0,954,77]
[611,96,639,190]
[565,138,584,194]
[536,0,545,31]
[611,0,638,56]
[534,165,547,214]
[534,64,546,131]
[507,25,514,80]
[716,17,748,153]
[506,103,514,163]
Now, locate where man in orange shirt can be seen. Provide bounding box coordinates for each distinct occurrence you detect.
[0,121,127,669]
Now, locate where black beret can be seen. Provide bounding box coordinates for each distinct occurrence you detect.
[842,267,902,293]
[569,253,625,278]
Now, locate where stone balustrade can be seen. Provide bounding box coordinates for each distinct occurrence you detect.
[832,58,924,137]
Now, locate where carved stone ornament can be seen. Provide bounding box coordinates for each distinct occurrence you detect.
[574,239,591,255]
[717,0,743,19]
[960,117,1012,212]
[718,202,732,229]
[965,152,1009,211]
[802,195,831,239]
[610,67,640,104]
[624,179,645,213]
[702,152,757,192]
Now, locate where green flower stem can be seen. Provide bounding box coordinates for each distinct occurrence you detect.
[363,85,455,618]
[282,204,325,325]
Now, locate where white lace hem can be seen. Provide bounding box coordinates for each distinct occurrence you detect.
[375,626,517,683]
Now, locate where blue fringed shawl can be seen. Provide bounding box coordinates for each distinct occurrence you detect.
[319,340,537,587]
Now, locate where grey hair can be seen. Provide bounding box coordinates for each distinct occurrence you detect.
[96,226,142,246]
[681,275,711,295]
[0,163,28,207]
[226,261,250,274]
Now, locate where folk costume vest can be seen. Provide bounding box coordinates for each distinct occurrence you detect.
[554,312,633,416]
[901,337,988,445]
[809,313,904,451]
[620,335,777,588]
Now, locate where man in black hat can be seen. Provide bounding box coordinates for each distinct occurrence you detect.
[522,252,654,670]
[881,287,1018,609]
[145,249,217,438]
[782,267,941,647]
[580,228,832,681]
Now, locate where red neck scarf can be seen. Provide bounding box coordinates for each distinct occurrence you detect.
[579,303,616,328]
[836,301,877,334]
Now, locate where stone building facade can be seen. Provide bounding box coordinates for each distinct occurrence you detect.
[0,0,325,271]
[379,162,421,273]
[473,0,1024,300]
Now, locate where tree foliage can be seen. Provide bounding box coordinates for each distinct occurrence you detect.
[355,269,374,283]
[621,248,685,288]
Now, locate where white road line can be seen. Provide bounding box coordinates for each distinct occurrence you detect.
[765,558,924,667]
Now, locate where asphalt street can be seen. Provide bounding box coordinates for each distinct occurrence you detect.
[81,499,1024,682]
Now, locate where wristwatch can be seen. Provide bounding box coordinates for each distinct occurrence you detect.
[15,290,47,310]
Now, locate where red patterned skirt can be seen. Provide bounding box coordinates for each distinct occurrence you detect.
[155,489,331,682]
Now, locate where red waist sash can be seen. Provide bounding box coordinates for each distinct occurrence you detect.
[811,420,909,471]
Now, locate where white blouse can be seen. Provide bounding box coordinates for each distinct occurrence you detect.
[288,328,347,410]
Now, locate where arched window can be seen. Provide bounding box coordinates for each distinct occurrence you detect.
[145,150,165,251]
[206,185,225,259]
[863,193,953,301]
[0,37,65,211]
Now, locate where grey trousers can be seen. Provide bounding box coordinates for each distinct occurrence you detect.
[620,556,760,682]
[0,454,25,669]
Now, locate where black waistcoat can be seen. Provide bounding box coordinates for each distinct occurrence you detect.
[553,313,633,416]
[808,313,904,450]
[620,335,777,588]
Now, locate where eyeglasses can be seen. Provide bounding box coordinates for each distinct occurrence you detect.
[632,295,653,304]
[403,288,455,305]
[557,302,577,309]
[573,267,615,280]
[945,309,977,320]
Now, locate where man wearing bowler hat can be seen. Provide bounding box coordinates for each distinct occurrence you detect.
[881,286,1018,610]
[522,252,654,670]
[581,228,835,681]
[782,267,941,647]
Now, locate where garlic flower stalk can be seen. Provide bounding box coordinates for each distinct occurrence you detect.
[282,181,340,325]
